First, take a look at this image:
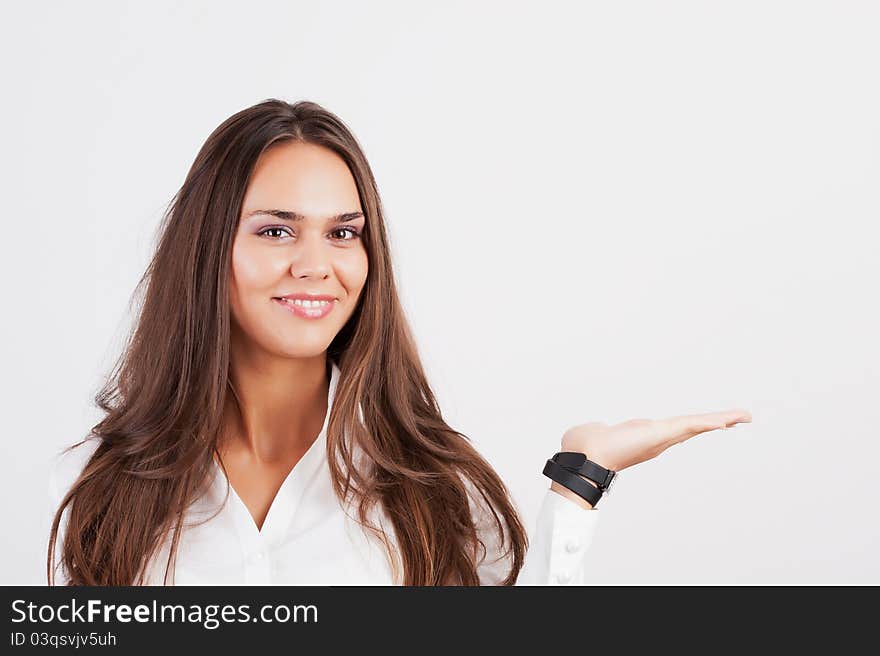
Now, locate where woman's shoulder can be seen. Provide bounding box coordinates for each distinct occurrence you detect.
[48,436,102,505]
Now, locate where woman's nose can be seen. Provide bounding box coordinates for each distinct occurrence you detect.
[288,235,331,279]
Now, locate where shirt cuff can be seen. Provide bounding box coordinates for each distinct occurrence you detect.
[540,487,601,585]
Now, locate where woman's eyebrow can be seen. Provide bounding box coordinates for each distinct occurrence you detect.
[245,209,364,223]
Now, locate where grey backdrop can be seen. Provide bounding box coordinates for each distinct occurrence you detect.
[1,0,877,584]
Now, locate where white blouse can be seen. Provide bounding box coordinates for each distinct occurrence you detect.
[48,361,601,585]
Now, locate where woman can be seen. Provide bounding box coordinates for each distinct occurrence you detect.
[47,99,751,586]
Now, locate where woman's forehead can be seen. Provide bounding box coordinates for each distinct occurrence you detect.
[243,142,361,217]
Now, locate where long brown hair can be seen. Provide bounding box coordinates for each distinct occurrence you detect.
[47,98,528,585]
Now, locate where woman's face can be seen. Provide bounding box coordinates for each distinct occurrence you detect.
[230,140,368,359]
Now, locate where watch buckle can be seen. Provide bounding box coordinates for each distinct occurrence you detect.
[604,471,617,494]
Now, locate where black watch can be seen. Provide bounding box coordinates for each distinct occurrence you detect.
[551,452,619,494]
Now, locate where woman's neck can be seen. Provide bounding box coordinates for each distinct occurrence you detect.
[219,350,330,465]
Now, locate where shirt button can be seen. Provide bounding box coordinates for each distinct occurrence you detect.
[556,571,572,584]
[565,539,580,553]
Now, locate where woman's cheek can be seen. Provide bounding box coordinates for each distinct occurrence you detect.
[233,241,284,288]
[335,248,369,293]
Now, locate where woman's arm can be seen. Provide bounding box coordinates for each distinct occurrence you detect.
[549,478,598,511]
[473,478,601,586]
[476,407,752,585]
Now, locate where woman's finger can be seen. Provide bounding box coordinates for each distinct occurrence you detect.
[657,408,752,446]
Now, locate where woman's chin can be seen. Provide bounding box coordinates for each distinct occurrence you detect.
[272,342,332,359]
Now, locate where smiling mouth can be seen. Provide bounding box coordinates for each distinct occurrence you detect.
[272,297,337,319]
[274,297,334,308]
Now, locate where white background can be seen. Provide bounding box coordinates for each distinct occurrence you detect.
[1,1,877,585]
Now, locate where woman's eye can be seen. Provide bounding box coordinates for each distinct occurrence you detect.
[331,227,361,241]
[259,227,291,239]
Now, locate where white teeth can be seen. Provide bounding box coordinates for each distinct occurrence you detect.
[281,298,331,308]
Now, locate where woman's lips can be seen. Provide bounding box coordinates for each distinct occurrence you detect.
[273,297,336,320]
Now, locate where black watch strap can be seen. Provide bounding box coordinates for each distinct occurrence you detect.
[552,452,617,491]
[543,458,603,507]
